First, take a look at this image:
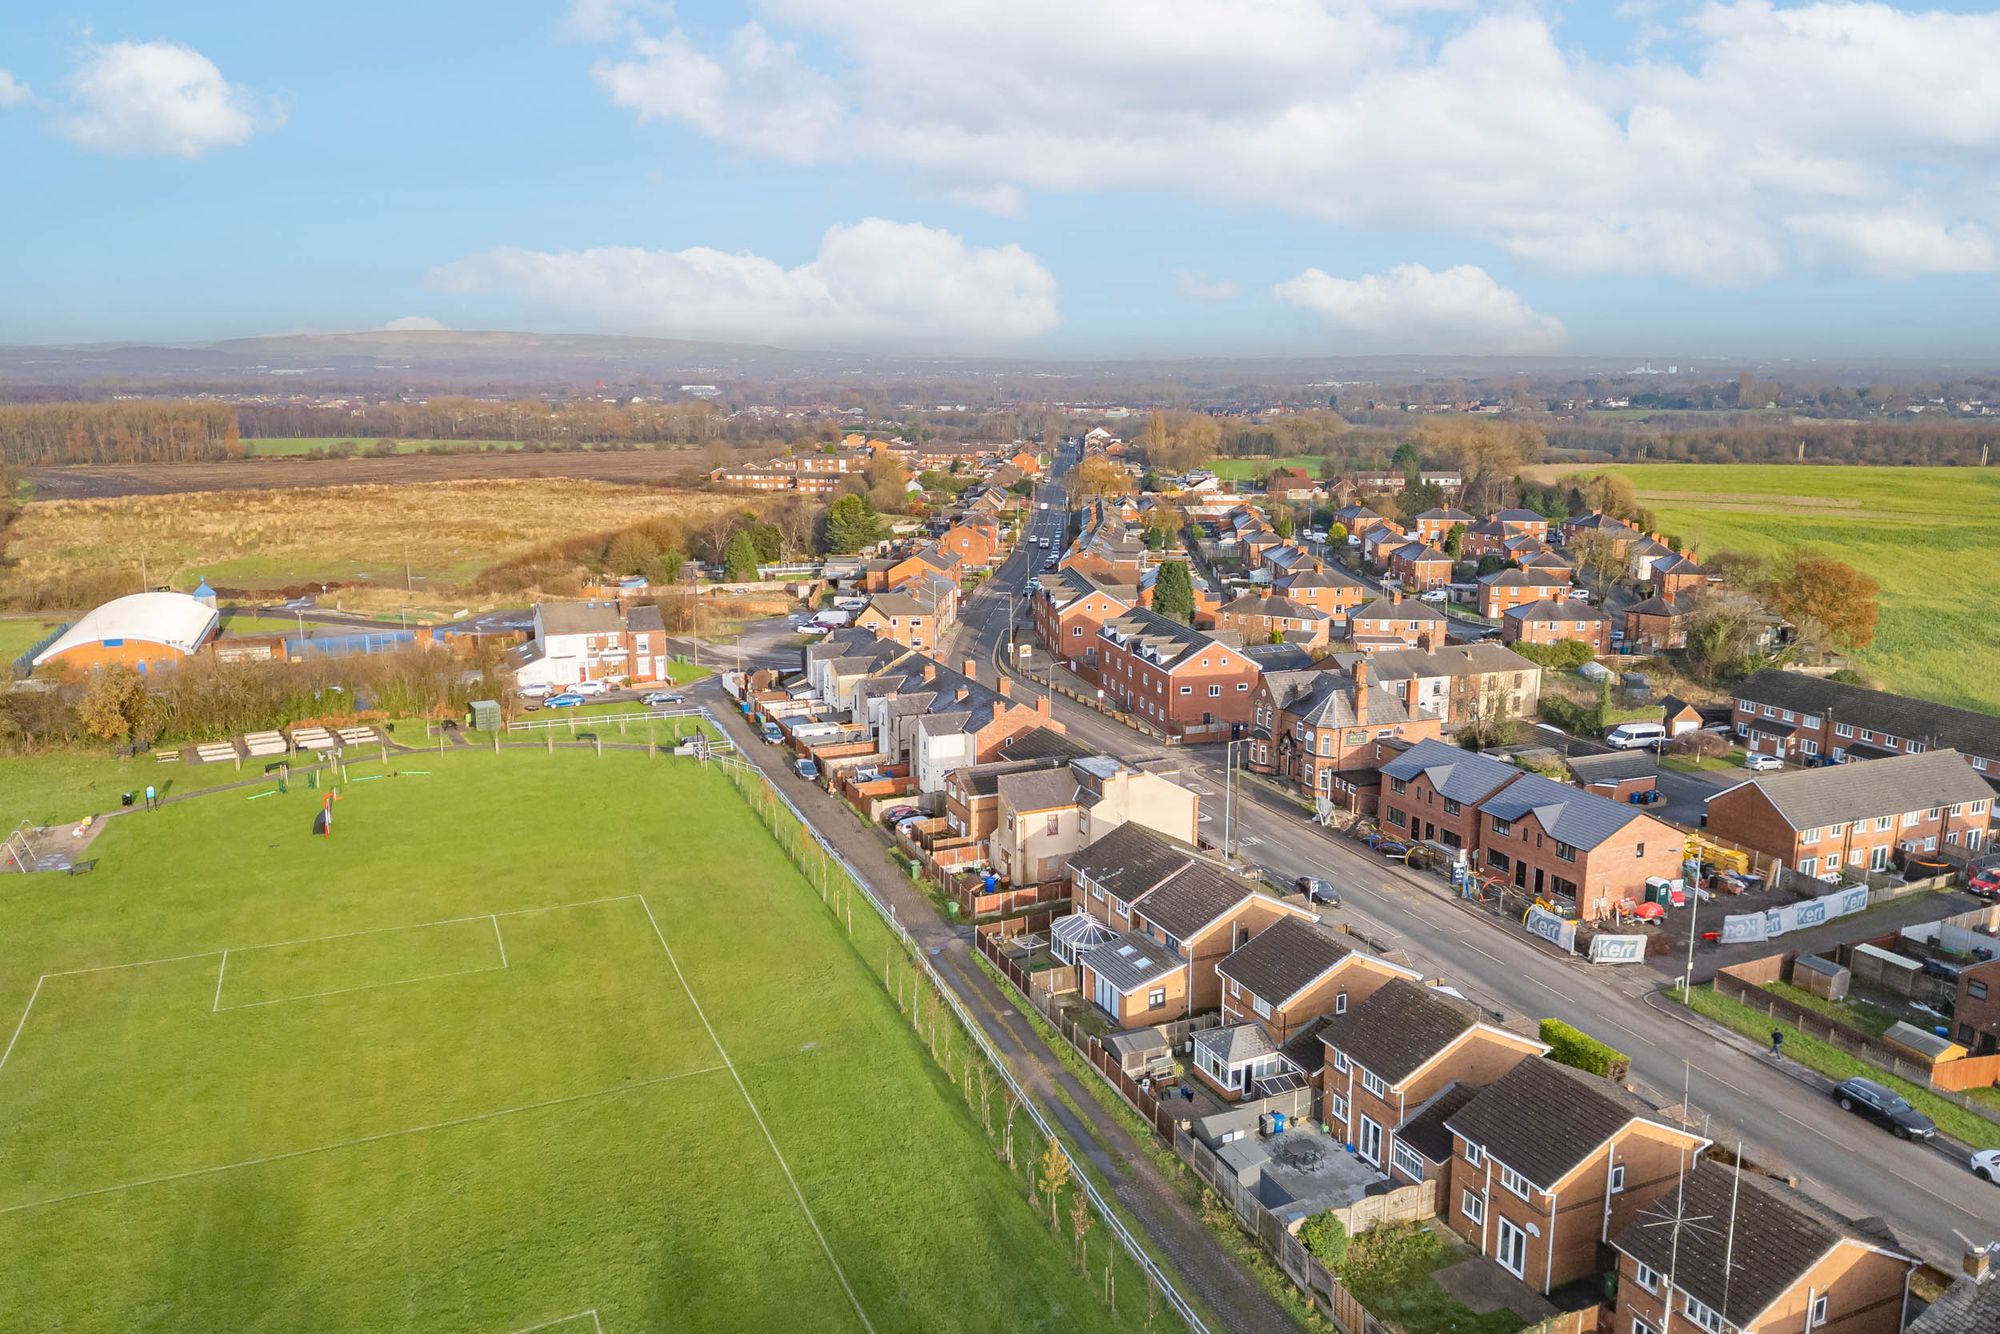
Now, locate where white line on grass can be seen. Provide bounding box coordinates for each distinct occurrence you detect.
[0,1066,725,1219]
[492,915,509,969]
[636,894,874,1334]
[0,975,46,1076]
[214,964,509,1012]
[212,951,229,1013]
[508,1311,602,1334]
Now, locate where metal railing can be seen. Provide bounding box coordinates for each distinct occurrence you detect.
[505,705,710,733]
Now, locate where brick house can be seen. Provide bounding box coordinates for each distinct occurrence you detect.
[1611,1166,1915,1334]
[1493,508,1550,541]
[852,591,940,652]
[1501,598,1610,653]
[1214,917,1420,1044]
[1320,980,1547,1181]
[1074,930,1188,1026]
[1650,551,1709,600]
[1411,507,1476,546]
[989,755,1200,887]
[1060,821,1203,953]
[1475,772,1684,921]
[1389,541,1454,592]
[1377,738,1524,853]
[1731,670,2000,775]
[513,600,668,688]
[1462,519,1513,561]
[1342,643,1542,729]
[1265,466,1319,502]
[1560,510,1643,551]
[1622,594,1691,652]
[1476,568,1576,619]
[1333,505,1398,542]
[1211,594,1332,650]
[1095,607,1262,739]
[1347,592,1448,652]
[1248,661,1442,798]
[1274,567,1367,624]
[1564,750,1658,804]
[935,521,1001,569]
[1703,749,1993,877]
[866,544,962,593]
[1030,568,1137,678]
[1952,958,2000,1053]
[940,742,1091,844]
[1445,1059,1711,1296]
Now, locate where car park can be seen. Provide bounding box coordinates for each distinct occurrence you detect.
[1743,752,1784,771]
[544,693,584,709]
[1831,1077,1936,1140]
[1973,1148,2000,1182]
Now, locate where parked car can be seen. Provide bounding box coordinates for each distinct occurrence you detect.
[1972,1148,2000,1182]
[1967,867,2000,899]
[1831,1077,1937,1140]
[570,679,608,696]
[1419,589,1450,604]
[793,758,819,781]
[1605,722,1667,750]
[518,683,551,699]
[1295,876,1341,907]
[544,693,584,709]
[1743,752,1784,771]
[642,691,683,707]
[882,805,919,824]
[759,722,784,744]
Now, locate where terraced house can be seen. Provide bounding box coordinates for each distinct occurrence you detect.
[1029,567,1137,678]
[1703,749,1993,876]
[1475,772,1683,921]
[1377,738,1524,852]
[1248,660,1442,799]
[1095,606,1261,740]
[1731,669,2000,775]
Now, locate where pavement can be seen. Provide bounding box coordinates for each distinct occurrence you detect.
[946,473,2000,1267]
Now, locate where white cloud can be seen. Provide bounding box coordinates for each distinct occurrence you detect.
[431,218,1060,349]
[381,315,450,332]
[1175,270,1241,302]
[1273,263,1566,354]
[565,0,675,42]
[0,70,30,108]
[580,1,2000,281]
[61,40,277,158]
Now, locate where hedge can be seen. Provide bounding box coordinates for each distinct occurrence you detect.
[1540,1018,1631,1083]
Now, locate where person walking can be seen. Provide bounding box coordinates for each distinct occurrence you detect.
[1770,1028,1784,1057]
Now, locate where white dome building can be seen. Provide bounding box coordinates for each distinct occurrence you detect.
[32,591,220,675]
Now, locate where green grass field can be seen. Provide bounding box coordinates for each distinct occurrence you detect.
[242,438,528,456]
[0,614,67,665]
[0,750,1150,1330]
[1560,463,2000,713]
[1204,456,1321,483]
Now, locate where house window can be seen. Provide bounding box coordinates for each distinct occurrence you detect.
[1811,1294,1830,1328]
[1045,814,1060,836]
[1361,1069,1387,1098]
[1828,823,1845,836]
[1330,1093,1349,1123]
[1972,980,1989,1000]
[1461,1190,1484,1226]
[1391,1142,1426,1180]
[1554,841,1577,863]
[1179,685,1192,696]
[1682,1295,1725,1334]
[1632,1262,1659,1293]
[1798,857,1816,876]
[1387,807,1407,827]
[1237,682,1249,691]
[1499,1165,1530,1200]
[1610,1163,1626,1193]
[1332,1051,1350,1073]
[1334,990,1348,1015]
[1491,816,1513,836]
[1209,684,1222,697]
[1875,816,1893,832]
[1836,723,1853,738]
[1631,1317,1658,1334]
[1800,827,1820,844]
[1463,1141,1484,1168]
[1444,797,1461,816]
[1391,777,1407,795]
[1147,988,1166,1010]
[1252,995,1272,1019]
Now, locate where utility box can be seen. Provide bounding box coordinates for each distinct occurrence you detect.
[469,699,501,732]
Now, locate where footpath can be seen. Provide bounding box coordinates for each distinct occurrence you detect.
[702,685,1305,1334]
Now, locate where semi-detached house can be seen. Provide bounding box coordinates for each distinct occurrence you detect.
[1096,607,1261,740]
[1475,771,1683,921]
[1378,738,1524,853]
[512,600,666,688]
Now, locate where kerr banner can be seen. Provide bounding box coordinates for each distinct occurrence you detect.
[1589,934,1649,964]
[1524,906,1577,954]
[1721,885,1871,945]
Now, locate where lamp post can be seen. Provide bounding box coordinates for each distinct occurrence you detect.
[1681,833,1705,998]
[1223,738,1239,860]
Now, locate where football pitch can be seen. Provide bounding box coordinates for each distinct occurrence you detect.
[0,750,1146,1331]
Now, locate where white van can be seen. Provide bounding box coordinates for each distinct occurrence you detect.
[1604,722,1667,750]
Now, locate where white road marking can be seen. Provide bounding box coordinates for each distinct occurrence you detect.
[1530,977,1576,1002]
[1597,1017,1658,1048]
[1464,943,1505,965]
[1692,1064,1746,1095]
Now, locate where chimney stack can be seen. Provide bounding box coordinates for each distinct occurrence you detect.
[964,657,980,681]
[1036,694,1051,718]
[1391,590,1402,606]
[996,676,1012,698]
[1963,1241,1997,1283]
[1353,659,1371,717]
[922,662,936,683]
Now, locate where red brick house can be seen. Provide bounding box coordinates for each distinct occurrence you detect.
[1333,505,1399,541]
[1095,607,1262,739]
[1622,594,1691,652]
[1730,669,2000,775]
[1411,507,1476,546]
[1445,1058,1710,1296]
[1211,594,1331,650]
[1274,567,1367,624]
[852,591,942,652]
[1377,738,1524,853]
[1475,772,1684,920]
[1389,541,1454,592]
[1476,568,1576,619]
[935,521,1001,569]
[1703,749,1993,878]
[1248,660,1442,797]
[1347,592,1447,652]
[1501,598,1610,653]
[1029,568,1137,679]
[1214,917,1419,1043]
[1952,957,2000,1053]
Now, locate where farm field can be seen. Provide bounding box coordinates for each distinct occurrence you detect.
[1538,463,2000,714]
[243,437,528,457]
[1205,455,1321,482]
[4,479,739,595]
[0,749,1151,1331]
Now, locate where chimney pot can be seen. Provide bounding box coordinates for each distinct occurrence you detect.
[1391,590,1402,605]
[1963,1243,1996,1283]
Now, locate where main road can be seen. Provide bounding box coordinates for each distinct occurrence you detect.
[956,460,1999,1265]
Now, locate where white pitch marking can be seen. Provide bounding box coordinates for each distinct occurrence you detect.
[0,1067,725,1218]
[492,914,509,969]
[508,1311,602,1334]
[212,950,229,1013]
[0,975,46,1076]
[215,965,508,1012]
[636,894,874,1334]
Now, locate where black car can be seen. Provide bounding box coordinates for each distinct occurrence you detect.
[1831,1077,1937,1140]
[1295,876,1341,908]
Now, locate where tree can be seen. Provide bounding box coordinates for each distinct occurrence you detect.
[1137,410,1221,473]
[75,665,152,745]
[1681,590,1769,684]
[1391,440,1422,484]
[1569,530,1626,596]
[1669,730,1731,767]
[1151,560,1195,623]
[1412,418,1544,509]
[1442,522,1466,562]
[1038,1138,1073,1229]
[603,529,659,576]
[722,530,761,581]
[1395,481,1444,522]
[1273,508,1295,539]
[1299,1211,1349,1267]
[1326,522,1348,546]
[1071,456,1127,502]
[824,494,885,553]
[1771,554,1880,650]
[747,521,783,564]
[653,549,685,586]
[1454,678,1520,750]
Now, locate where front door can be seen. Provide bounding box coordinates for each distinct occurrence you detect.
[1357,1116,1383,1167]
[1424,821,1436,842]
[1496,1217,1527,1279]
[1513,860,1528,889]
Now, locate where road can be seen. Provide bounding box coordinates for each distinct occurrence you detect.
[953,461,2000,1266]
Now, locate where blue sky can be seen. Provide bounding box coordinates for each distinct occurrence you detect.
[3,1,1999,359]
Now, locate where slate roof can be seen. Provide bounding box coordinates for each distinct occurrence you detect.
[1623,594,1687,618]
[1215,917,1357,1004]
[1266,669,1414,729]
[1133,860,1269,940]
[1345,642,1539,685]
[539,600,626,635]
[998,727,1094,763]
[1447,1058,1671,1189]
[1279,1015,1337,1076]
[1614,1166,1901,1329]
[1380,738,1525,804]
[1219,594,1328,622]
[1079,930,1181,993]
[1068,822,1202,903]
[997,767,1082,813]
[1319,978,1481,1085]
[952,757,1063,797]
[1478,568,1573,589]
[1565,750,1657,784]
[1100,606,1238,670]
[1398,1083,1483,1163]
[1734,669,2000,760]
[1714,749,1994,831]
[1415,507,1476,523]
[1278,567,1364,590]
[627,603,665,633]
[1495,509,1544,524]
[1911,1274,2000,1333]
[1351,596,1448,623]
[1478,771,1651,851]
[1504,598,1610,624]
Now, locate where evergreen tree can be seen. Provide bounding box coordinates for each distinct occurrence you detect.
[1152,560,1195,623]
[824,494,884,552]
[722,530,761,581]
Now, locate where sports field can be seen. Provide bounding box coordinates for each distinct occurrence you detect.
[0,749,1148,1330]
[1205,455,1320,482]
[1533,463,2000,714]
